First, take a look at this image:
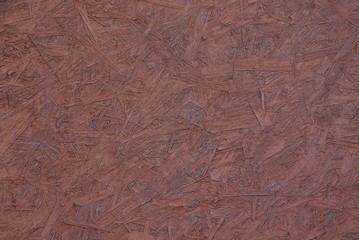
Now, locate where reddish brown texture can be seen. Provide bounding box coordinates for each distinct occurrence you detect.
[0,0,359,239]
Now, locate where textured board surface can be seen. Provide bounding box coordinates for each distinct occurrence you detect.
[0,0,359,239]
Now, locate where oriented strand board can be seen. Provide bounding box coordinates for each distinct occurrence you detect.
[0,0,359,239]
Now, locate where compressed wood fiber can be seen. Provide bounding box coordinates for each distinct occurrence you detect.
[0,0,359,239]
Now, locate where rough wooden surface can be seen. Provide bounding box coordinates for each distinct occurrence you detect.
[1,0,359,239]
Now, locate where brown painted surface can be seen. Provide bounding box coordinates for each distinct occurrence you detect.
[0,0,359,239]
